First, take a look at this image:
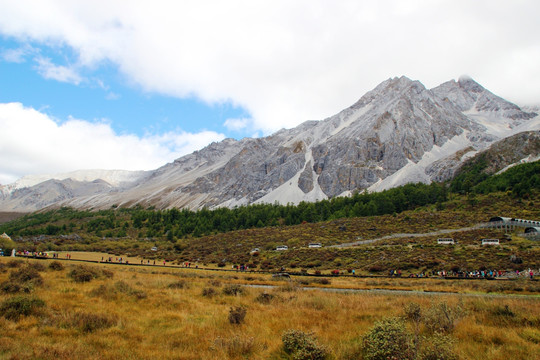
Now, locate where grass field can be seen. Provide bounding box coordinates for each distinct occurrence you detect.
[0,256,538,360]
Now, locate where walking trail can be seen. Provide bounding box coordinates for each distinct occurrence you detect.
[330,225,483,248]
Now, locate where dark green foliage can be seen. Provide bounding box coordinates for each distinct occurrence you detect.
[362,317,413,360]
[282,329,328,360]
[228,306,247,325]
[451,159,540,197]
[0,182,449,240]
[0,296,45,320]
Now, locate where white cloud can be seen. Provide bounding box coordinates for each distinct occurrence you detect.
[0,102,225,184]
[2,46,31,63]
[0,0,539,133]
[223,117,251,132]
[34,56,83,85]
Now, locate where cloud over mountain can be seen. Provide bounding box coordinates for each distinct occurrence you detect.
[0,103,225,184]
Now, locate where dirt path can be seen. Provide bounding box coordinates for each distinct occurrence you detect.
[245,284,540,299]
[330,225,483,248]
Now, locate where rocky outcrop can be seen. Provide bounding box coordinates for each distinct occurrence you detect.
[1,76,538,211]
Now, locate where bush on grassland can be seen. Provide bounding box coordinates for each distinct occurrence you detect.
[54,310,118,333]
[418,333,458,360]
[228,306,247,325]
[423,302,464,334]
[26,262,46,272]
[9,266,44,287]
[7,259,23,268]
[211,335,257,357]
[254,292,276,304]
[167,280,187,289]
[362,317,414,360]
[71,311,118,333]
[222,284,245,296]
[69,265,107,283]
[282,329,329,360]
[0,281,32,294]
[201,287,217,297]
[89,281,147,300]
[0,296,46,321]
[48,261,64,271]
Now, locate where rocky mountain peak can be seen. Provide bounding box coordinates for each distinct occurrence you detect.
[1,76,538,212]
[457,75,485,93]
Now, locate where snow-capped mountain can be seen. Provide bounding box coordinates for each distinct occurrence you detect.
[1,76,538,212]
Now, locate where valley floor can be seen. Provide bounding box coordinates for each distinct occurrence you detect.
[0,257,538,359]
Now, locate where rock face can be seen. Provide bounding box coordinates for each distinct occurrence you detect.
[1,76,538,212]
[453,131,540,177]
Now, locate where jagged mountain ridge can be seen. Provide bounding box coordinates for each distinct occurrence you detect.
[1,76,538,212]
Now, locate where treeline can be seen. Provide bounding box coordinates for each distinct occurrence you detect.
[2,160,537,240]
[1,182,447,240]
[450,159,540,197]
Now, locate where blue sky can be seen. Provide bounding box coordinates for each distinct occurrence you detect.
[0,1,539,185]
[0,38,250,138]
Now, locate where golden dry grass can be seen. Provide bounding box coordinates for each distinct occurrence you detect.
[0,257,538,359]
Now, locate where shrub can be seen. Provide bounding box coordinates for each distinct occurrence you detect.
[362,317,413,360]
[418,333,458,360]
[9,266,44,287]
[255,292,276,304]
[424,302,464,334]
[69,265,100,283]
[114,281,147,299]
[7,259,23,268]
[404,302,422,329]
[201,287,217,297]
[282,329,328,360]
[168,280,187,289]
[27,262,46,272]
[315,278,331,285]
[228,306,247,325]
[0,296,46,321]
[222,284,245,296]
[101,268,114,279]
[0,281,32,294]
[48,261,64,271]
[369,265,384,272]
[211,335,257,357]
[69,311,118,333]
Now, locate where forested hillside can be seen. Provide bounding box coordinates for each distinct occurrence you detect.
[1,161,538,242]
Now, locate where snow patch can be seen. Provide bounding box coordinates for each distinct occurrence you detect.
[368,132,473,192]
[496,154,540,175]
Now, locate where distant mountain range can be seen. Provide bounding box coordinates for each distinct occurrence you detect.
[1,76,539,212]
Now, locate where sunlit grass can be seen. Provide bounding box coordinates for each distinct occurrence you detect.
[0,257,538,359]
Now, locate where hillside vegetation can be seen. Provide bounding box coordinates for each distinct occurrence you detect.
[1,161,539,274]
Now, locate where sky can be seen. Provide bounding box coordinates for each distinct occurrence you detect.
[1,0,539,185]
